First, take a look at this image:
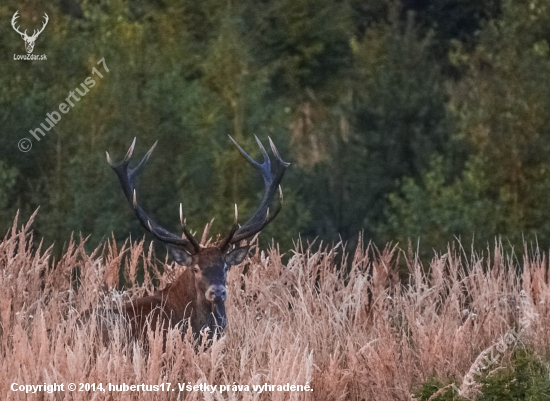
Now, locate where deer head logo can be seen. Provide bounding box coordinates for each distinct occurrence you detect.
[11,11,49,54]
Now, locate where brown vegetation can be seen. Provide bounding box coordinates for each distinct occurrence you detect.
[1,214,550,400]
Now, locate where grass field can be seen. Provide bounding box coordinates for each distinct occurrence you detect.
[1,213,550,400]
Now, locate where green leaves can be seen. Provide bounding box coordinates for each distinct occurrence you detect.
[5,0,550,258]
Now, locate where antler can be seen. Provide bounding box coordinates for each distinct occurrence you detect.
[220,136,290,247]
[11,11,25,37]
[30,13,49,40]
[106,138,201,254]
[11,11,49,39]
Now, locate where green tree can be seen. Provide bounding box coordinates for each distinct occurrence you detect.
[378,0,550,254]
[300,12,450,241]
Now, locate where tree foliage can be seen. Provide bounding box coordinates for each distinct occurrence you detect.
[379,0,550,254]
[4,0,550,258]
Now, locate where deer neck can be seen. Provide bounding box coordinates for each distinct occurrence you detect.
[162,267,196,321]
[191,294,226,339]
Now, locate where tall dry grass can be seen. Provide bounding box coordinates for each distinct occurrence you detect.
[1,214,550,400]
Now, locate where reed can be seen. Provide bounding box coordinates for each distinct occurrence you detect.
[1,214,549,400]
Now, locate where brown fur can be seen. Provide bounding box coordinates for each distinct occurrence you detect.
[123,247,228,342]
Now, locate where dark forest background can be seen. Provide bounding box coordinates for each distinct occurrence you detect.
[1,0,549,259]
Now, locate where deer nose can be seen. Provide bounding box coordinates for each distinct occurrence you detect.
[206,285,226,303]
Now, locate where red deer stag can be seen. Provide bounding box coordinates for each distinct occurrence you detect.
[105,136,288,341]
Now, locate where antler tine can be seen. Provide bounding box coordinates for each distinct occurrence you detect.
[227,136,289,244]
[219,204,239,251]
[107,139,198,254]
[229,135,273,185]
[268,137,291,167]
[11,11,24,36]
[179,203,201,253]
[30,13,48,38]
[255,135,271,165]
[200,217,216,245]
[228,136,261,167]
[261,185,285,228]
[123,137,137,163]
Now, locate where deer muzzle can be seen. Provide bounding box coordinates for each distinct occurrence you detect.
[205,285,226,303]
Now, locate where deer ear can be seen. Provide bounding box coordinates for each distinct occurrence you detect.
[169,246,193,266]
[225,246,250,266]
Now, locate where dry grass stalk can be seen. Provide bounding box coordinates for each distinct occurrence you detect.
[1,215,550,400]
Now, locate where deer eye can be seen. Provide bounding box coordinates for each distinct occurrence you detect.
[192,267,200,274]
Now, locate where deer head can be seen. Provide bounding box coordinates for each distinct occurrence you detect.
[11,11,49,54]
[106,136,289,339]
